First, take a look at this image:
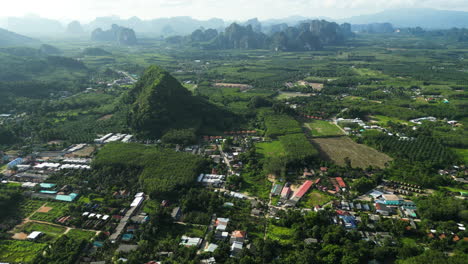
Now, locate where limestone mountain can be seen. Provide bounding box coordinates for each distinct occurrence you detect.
[214,23,267,49]
[125,66,235,138]
[187,20,353,51]
[91,24,137,45]
[66,21,85,35]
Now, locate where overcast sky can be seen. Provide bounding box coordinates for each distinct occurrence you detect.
[1,0,468,22]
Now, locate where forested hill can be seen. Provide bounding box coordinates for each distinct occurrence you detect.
[0,27,37,47]
[125,65,237,138]
[178,20,353,51]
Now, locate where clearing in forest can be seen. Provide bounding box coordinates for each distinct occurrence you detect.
[312,136,392,169]
[305,120,344,137]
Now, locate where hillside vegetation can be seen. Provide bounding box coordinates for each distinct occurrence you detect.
[125,65,237,138]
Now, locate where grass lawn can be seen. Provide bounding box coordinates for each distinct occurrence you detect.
[66,229,96,241]
[29,201,70,223]
[183,225,207,238]
[451,148,468,164]
[371,115,409,125]
[306,120,344,137]
[313,136,392,169]
[298,190,334,208]
[256,141,286,158]
[267,223,294,245]
[0,240,46,263]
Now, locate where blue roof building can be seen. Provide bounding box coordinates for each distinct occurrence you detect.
[40,183,56,189]
[55,193,78,202]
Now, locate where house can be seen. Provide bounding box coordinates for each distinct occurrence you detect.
[117,244,139,253]
[215,231,229,240]
[381,194,403,205]
[230,230,247,243]
[251,208,262,217]
[216,218,229,231]
[304,238,318,244]
[180,236,202,247]
[271,183,283,196]
[335,177,346,189]
[113,190,130,198]
[339,215,357,229]
[27,231,43,241]
[281,186,292,199]
[171,207,182,221]
[230,241,243,257]
[200,257,216,264]
[205,243,219,252]
[375,203,392,216]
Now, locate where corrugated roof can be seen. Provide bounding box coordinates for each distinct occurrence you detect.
[335,177,346,188]
[294,180,313,198]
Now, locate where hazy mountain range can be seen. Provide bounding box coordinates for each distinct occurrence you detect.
[1,8,468,38]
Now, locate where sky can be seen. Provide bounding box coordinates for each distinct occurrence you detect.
[1,0,468,22]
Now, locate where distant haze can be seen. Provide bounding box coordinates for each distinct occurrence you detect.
[1,0,468,22]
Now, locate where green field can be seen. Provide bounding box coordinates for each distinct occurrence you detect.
[0,240,45,263]
[65,229,96,241]
[298,190,334,208]
[267,223,294,245]
[306,120,344,137]
[313,136,393,169]
[371,115,409,125]
[256,141,286,158]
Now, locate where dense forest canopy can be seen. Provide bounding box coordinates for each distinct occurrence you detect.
[93,142,206,196]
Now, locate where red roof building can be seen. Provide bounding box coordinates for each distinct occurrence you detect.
[335,177,346,188]
[293,180,313,199]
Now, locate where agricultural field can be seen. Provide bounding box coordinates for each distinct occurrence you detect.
[29,201,70,223]
[256,141,286,159]
[263,114,302,138]
[313,136,392,168]
[18,200,46,219]
[305,120,344,137]
[0,240,45,263]
[298,190,334,208]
